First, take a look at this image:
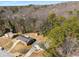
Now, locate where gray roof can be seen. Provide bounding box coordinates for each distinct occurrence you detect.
[16,35,36,45]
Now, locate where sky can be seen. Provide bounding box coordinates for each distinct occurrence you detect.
[0,1,66,6]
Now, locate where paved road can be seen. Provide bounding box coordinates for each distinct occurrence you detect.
[0,48,13,57]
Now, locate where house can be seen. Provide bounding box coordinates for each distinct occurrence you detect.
[7,35,36,53]
[4,32,14,38]
[15,35,36,46]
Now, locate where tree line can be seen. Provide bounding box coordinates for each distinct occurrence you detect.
[44,10,79,57]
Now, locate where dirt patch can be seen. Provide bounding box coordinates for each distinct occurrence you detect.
[30,51,44,57]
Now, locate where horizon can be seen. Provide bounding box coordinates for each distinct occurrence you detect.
[0,1,66,6]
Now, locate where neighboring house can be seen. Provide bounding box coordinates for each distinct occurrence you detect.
[24,41,44,57]
[4,32,14,38]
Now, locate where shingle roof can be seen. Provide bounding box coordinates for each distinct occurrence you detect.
[16,35,36,46]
